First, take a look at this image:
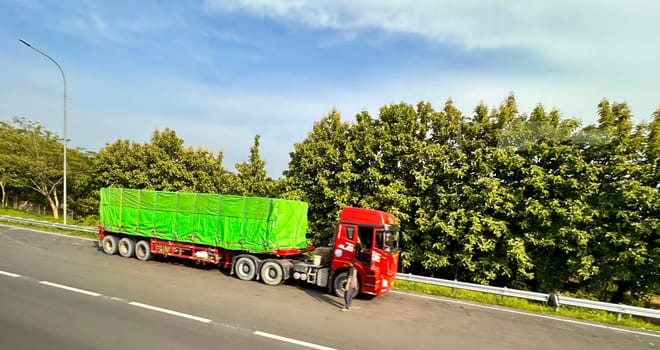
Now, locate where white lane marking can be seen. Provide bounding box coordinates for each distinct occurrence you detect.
[39,281,102,297]
[2,269,216,326]
[0,224,97,242]
[0,270,21,278]
[254,331,337,350]
[392,291,660,339]
[129,302,212,323]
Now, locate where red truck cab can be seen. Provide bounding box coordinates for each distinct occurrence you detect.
[330,207,401,297]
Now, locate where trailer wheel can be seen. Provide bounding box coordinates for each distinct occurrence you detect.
[333,271,360,298]
[101,235,119,255]
[234,256,257,281]
[118,237,136,258]
[260,261,284,286]
[135,240,153,261]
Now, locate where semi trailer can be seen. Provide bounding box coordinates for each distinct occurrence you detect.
[98,188,401,297]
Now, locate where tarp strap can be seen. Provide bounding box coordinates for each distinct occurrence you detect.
[216,194,223,247]
[191,192,198,241]
[136,189,141,233]
[264,199,273,250]
[240,196,247,248]
[119,188,124,231]
[153,191,157,237]
[174,192,178,239]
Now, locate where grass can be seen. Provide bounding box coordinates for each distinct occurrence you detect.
[394,280,660,332]
[0,207,98,239]
[1,207,658,332]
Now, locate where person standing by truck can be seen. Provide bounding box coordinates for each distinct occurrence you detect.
[342,259,358,311]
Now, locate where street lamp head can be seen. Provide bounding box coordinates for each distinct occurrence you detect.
[19,38,32,47]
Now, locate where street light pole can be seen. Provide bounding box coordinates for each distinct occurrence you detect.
[19,38,68,225]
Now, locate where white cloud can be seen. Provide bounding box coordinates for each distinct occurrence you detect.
[203,0,659,74]
[51,3,188,47]
[202,0,660,122]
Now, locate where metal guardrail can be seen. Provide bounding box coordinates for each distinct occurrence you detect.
[557,295,660,320]
[397,272,549,302]
[1,215,657,321]
[0,215,96,233]
[396,273,660,321]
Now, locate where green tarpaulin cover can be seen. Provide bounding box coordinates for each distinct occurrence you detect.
[99,188,309,253]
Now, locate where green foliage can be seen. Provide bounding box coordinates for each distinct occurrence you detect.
[283,108,352,244]
[286,95,659,304]
[0,121,24,206]
[233,135,274,196]
[90,128,230,193]
[0,117,87,219]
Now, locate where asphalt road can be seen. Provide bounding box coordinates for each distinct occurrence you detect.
[0,225,657,350]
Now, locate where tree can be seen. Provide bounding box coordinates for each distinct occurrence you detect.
[2,117,65,218]
[234,135,273,196]
[645,108,660,184]
[91,139,149,189]
[67,149,98,219]
[278,94,660,303]
[0,121,26,206]
[580,100,659,302]
[91,128,229,194]
[432,97,528,284]
[284,108,352,244]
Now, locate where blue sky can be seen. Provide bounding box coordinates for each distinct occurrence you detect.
[1,0,659,177]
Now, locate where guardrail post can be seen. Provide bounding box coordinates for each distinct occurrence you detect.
[547,294,560,312]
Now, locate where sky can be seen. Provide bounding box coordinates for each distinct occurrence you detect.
[1,0,659,178]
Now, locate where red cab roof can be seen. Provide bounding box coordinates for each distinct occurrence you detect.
[339,207,397,226]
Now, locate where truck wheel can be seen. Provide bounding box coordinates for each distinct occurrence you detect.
[234,256,257,281]
[118,237,136,258]
[135,240,153,261]
[101,235,119,255]
[333,271,360,298]
[260,261,284,286]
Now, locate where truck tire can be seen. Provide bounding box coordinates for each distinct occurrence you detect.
[118,237,136,258]
[101,235,119,255]
[260,260,284,286]
[333,271,360,298]
[234,256,257,281]
[135,240,153,261]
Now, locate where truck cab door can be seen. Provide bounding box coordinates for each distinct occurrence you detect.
[355,226,372,267]
[356,226,378,292]
[332,224,359,263]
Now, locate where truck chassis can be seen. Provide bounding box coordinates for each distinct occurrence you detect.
[99,228,346,296]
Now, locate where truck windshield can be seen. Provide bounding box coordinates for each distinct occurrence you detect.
[376,229,399,253]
